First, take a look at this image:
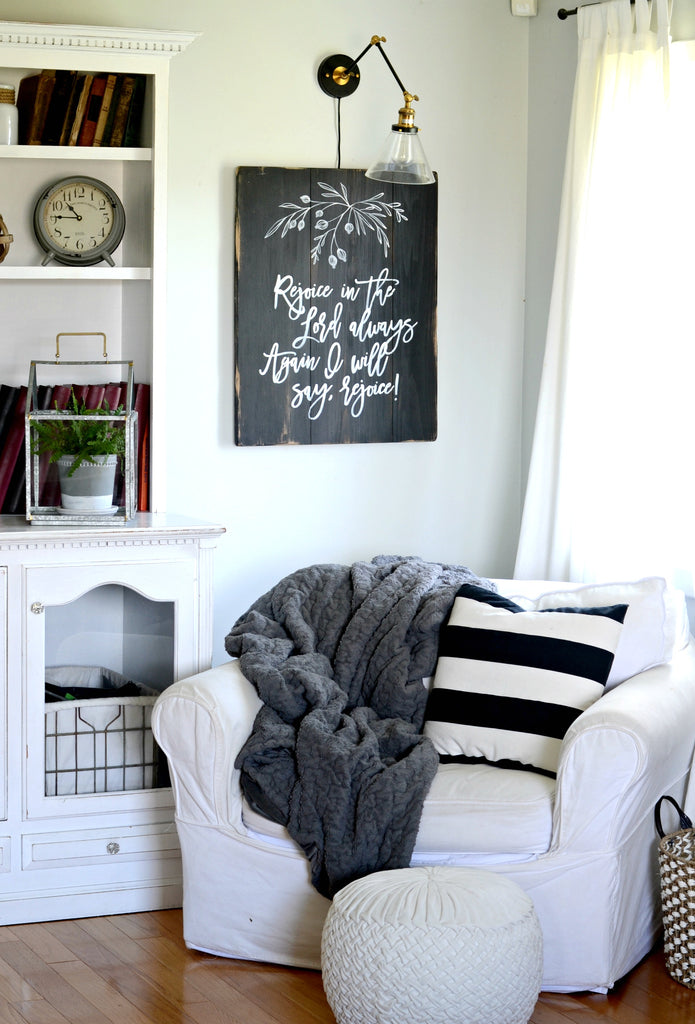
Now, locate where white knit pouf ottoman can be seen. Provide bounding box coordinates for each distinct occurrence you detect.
[321,866,543,1024]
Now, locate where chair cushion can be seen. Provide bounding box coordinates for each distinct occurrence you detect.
[423,584,627,776]
[242,761,555,860]
[413,762,554,858]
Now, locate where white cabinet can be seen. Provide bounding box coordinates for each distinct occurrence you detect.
[0,21,197,511]
[0,513,224,925]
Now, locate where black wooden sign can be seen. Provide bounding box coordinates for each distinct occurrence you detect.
[235,167,437,445]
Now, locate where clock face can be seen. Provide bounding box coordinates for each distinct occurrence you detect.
[33,176,126,267]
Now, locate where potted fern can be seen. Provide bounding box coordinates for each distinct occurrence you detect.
[31,391,126,513]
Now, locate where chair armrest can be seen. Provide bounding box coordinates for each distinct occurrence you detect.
[552,641,695,852]
[152,660,261,831]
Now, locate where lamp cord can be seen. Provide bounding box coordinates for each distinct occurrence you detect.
[336,97,342,169]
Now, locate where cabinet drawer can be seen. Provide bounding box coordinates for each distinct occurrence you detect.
[22,823,180,870]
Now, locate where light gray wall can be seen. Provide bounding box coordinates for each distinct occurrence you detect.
[5,0,532,658]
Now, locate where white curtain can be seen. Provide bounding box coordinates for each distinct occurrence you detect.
[515,0,695,591]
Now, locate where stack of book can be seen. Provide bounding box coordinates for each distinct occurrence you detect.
[0,381,150,514]
[16,70,147,147]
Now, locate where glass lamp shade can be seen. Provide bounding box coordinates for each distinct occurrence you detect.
[365,127,435,185]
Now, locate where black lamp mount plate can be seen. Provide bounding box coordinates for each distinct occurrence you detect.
[317,54,360,98]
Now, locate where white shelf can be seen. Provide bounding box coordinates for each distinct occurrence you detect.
[0,265,151,280]
[0,146,152,161]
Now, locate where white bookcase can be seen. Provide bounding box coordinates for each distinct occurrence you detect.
[0,514,224,925]
[0,20,198,512]
[0,23,224,925]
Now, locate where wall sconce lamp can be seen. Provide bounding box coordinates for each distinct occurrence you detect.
[317,35,435,185]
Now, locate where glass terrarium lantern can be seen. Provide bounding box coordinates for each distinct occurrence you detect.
[25,333,138,525]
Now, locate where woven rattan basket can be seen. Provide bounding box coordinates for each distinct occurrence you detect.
[656,795,695,988]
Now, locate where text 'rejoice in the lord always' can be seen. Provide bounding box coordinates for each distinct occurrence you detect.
[258,267,418,420]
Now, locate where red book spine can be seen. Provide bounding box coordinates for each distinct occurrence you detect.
[77,75,106,147]
[70,384,88,407]
[0,388,27,511]
[133,383,151,512]
[84,385,106,411]
[103,382,124,413]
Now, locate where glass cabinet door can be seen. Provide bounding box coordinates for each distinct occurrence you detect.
[43,584,174,798]
[23,556,197,820]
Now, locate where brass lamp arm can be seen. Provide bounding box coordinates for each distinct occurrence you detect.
[318,34,420,120]
[369,37,411,100]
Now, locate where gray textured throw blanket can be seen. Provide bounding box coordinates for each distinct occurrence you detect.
[226,556,493,898]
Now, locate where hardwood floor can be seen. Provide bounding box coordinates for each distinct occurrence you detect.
[0,909,692,1023]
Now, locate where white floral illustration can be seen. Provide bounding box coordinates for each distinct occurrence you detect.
[264,180,408,268]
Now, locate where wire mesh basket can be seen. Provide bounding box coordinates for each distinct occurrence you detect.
[44,666,164,796]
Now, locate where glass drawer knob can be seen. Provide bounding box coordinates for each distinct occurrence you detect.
[106,841,120,855]
[30,602,44,614]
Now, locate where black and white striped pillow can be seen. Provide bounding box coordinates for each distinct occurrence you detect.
[424,584,628,777]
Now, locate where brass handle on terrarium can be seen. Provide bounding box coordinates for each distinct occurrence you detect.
[55,332,108,360]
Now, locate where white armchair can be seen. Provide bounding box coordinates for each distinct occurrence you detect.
[152,578,695,993]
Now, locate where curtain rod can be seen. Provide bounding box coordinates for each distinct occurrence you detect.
[558,0,635,18]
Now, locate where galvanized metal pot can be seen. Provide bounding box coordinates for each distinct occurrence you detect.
[56,455,117,512]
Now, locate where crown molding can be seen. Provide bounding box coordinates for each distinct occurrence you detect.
[0,21,198,58]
